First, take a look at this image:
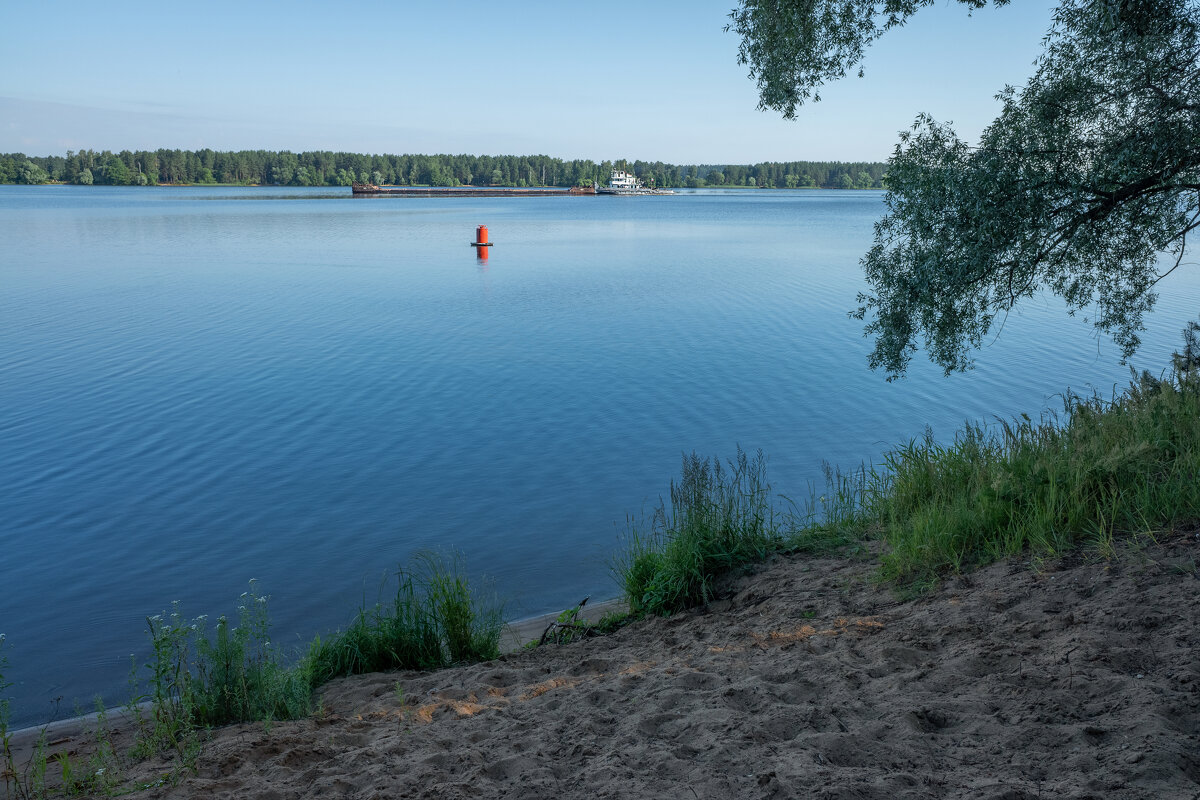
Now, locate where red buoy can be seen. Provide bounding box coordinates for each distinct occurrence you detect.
[471,225,492,259]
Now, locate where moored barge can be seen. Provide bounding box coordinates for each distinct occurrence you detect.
[351,184,596,197]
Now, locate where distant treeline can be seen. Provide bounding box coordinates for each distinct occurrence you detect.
[0,150,886,190]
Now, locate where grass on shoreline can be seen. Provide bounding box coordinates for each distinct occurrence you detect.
[304,551,503,686]
[0,552,504,800]
[869,372,1200,588]
[616,448,784,616]
[617,366,1200,616]
[139,551,504,731]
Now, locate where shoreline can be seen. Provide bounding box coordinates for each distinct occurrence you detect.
[16,535,1197,798]
[4,598,625,756]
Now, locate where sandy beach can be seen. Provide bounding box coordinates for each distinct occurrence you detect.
[15,529,1200,799]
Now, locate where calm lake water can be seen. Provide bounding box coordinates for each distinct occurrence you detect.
[2,185,1197,726]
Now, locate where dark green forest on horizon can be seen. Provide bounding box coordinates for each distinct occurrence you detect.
[0,149,886,190]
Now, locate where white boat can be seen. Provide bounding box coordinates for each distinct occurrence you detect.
[596,169,675,195]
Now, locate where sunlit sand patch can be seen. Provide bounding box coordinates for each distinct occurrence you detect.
[447,701,489,717]
[390,662,666,726]
[757,624,819,645]
[354,709,408,722]
[838,616,884,629]
[413,698,497,723]
[405,689,513,723]
[710,617,885,653]
[518,677,581,701]
[618,661,656,676]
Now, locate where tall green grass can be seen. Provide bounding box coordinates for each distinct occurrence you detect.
[864,370,1200,586]
[617,448,788,616]
[303,551,503,685]
[302,571,443,684]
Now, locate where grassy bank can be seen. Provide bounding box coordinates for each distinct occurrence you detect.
[1,552,504,799]
[619,366,1200,615]
[867,372,1200,588]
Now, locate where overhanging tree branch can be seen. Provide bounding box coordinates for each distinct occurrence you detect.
[734,0,1200,377]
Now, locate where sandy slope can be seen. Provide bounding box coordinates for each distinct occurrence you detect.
[76,530,1200,798]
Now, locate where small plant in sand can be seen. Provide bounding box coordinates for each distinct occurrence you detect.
[81,702,123,796]
[530,600,630,648]
[536,598,594,646]
[0,641,129,800]
[40,701,126,798]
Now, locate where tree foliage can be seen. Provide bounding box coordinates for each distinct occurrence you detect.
[734,0,1200,378]
[728,0,1005,119]
[16,159,48,184]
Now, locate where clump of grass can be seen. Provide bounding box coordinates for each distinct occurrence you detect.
[302,573,442,684]
[422,551,503,663]
[136,553,501,737]
[784,460,878,554]
[187,583,312,726]
[534,599,595,647]
[303,551,503,685]
[616,448,788,616]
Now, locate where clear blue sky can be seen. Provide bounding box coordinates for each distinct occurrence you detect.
[2,1,1057,163]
